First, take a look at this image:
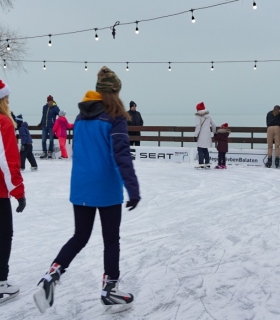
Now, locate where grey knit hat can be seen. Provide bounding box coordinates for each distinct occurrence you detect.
[59,110,66,116]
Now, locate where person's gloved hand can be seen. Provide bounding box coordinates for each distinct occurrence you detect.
[20,145,25,152]
[126,199,140,211]
[193,137,197,142]
[16,197,26,213]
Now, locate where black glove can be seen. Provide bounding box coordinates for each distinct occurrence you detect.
[126,199,139,211]
[193,137,197,142]
[16,197,26,213]
[20,145,25,152]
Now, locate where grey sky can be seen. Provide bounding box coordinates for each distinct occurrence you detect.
[0,0,277,126]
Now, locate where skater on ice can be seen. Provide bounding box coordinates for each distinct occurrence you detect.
[33,66,141,313]
[193,102,216,169]
[0,80,26,305]
[214,123,230,169]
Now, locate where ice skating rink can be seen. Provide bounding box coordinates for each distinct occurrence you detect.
[2,159,280,320]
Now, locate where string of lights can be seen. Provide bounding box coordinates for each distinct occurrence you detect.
[2,58,277,71]
[0,0,244,47]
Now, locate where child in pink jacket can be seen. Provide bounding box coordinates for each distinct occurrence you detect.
[52,110,74,159]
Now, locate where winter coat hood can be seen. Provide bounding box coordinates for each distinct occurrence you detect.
[78,100,105,120]
[217,128,231,134]
[195,110,210,117]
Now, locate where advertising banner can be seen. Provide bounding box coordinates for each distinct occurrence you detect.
[134,147,190,163]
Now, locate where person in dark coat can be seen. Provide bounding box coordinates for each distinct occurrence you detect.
[38,95,60,159]
[214,123,230,169]
[16,115,38,171]
[265,105,280,168]
[127,100,144,146]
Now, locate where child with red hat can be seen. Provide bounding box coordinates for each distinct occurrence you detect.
[214,123,231,169]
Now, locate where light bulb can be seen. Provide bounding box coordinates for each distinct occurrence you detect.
[253,1,257,9]
[95,33,99,41]
[3,61,7,69]
[126,62,129,71]
[85,62,88,71]
[168,62,171,71]
[6,40,10,51]
[135,22,139,34]
[43,61,46,70]
[48,35,52,47]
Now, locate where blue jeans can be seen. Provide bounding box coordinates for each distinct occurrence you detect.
[42,127,54,152]
[197,147,210,164]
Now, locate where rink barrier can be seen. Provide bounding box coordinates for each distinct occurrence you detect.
[25,126,267,149]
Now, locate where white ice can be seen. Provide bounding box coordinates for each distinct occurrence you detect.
[1,159,280,320]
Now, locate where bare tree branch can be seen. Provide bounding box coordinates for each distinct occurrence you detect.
[0,0,14,10]
[0,25,27,72]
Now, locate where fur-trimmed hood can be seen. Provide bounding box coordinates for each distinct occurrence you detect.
[195,110,209,117]
[217,128,231,134]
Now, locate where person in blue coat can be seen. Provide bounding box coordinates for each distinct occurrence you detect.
[38,95,60,159]
[34,66,141,314]
[16,115,38,171]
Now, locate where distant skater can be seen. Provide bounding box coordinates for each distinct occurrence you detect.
[214,123,230,169]
[265,105,280,168]
[194,102,216,169]
[16,114,38,171]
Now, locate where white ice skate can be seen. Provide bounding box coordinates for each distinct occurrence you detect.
[0,281,19,304]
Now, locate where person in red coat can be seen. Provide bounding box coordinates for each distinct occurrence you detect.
[214,123,231,169]
[0,79,26,303]
[52,110,74,159]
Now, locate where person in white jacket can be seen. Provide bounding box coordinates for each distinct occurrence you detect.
[194,102,216,168]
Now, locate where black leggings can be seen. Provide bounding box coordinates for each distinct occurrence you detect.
[218,152,226,166]
[54,204,122,280]
[0,198,13,281]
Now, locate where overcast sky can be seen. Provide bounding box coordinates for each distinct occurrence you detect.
[0,0,278,126]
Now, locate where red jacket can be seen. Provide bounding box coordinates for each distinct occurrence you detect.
[52,116,74,138]
[0,114,25,199]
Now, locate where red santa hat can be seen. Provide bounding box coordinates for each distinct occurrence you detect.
[196,102,205,111]
[0,80,11,99]
[221,123,228,129]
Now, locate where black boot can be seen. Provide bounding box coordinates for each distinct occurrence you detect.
[275,157,279,169]
[48,151,53,159]
[40,151,47,159]
[265,156,272,168]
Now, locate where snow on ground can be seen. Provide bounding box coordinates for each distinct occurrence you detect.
[2,159,280,320]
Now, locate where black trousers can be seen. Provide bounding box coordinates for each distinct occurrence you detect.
[54,204,122,280]
[0,198,13,281]
[197,147,210,165]
[20,144,37,169]
[218,152,226,166]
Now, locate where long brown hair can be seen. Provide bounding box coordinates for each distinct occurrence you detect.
[101,92,131,121]
[0,96,16,128]
[273,105,280,117]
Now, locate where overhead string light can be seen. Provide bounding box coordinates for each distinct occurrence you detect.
[111,21,120,39]
[43,60,46,70]
[135,21,139,34]
[6,39,10,51]
[254,60,257,70]
[211,61,214,71]
[48,35,52,47]
[191,10,195,23]
[85,61,88,71]
[94,28,99,41]
[168,62,171,71]
[253,1,257,9]
[126,62,129,71]
[3,60,7,68]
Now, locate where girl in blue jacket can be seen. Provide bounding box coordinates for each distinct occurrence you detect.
[34,66,141,313]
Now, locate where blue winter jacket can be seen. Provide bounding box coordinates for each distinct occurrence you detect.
[18,122,33,144]
[70,99,140,207]
[39,102,60,128]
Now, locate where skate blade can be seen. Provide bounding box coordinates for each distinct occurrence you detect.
[0,290,19,305]
[102,302,133,314]
[33,287,49,314]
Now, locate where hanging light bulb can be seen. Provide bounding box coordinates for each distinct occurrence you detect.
[43,61,46,70]
[135,21,139,34]
[94,28,99,41]
[6,39,10,51]
[211,61,214,71]
[85,61,88,71]
[168,62,171,71]
[3,60,7,69]
[126,62,129,71]
[191,10,195,23]
[253,1,257,9]
[254,60,257,70]
[48,35,52,47]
